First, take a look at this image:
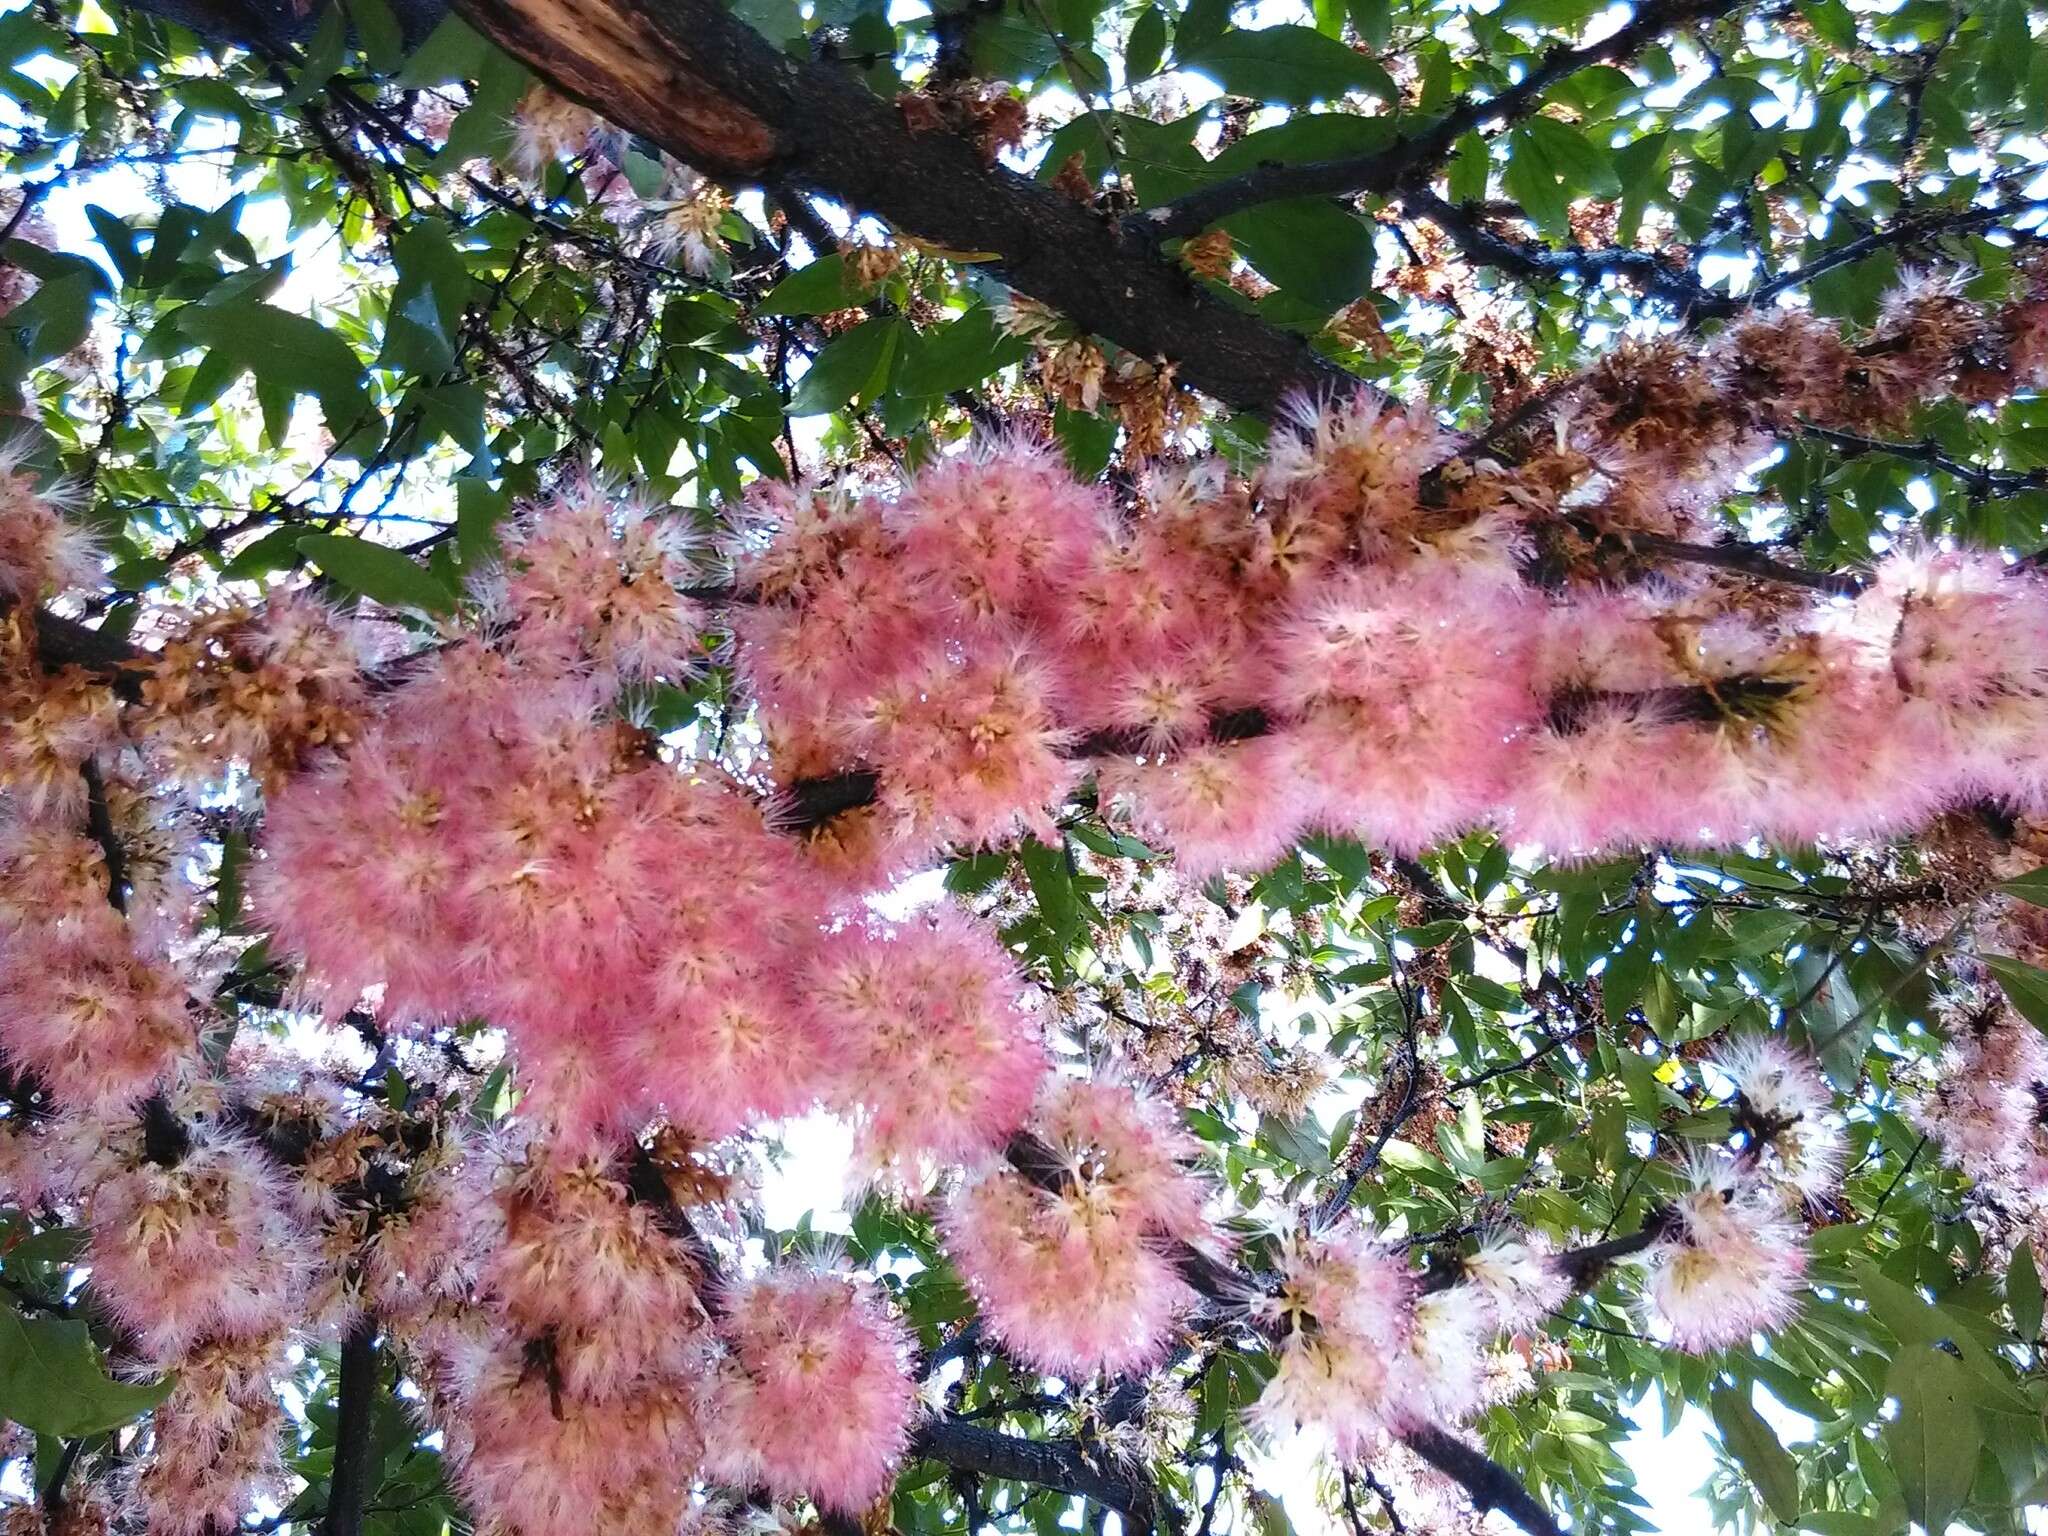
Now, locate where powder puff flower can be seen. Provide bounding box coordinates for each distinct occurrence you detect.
[0,911,194,1111]
[442,1328,703,1536]
[493,480,709,682]
[1642,1153,1807,1354]
[1711,1035,1844,1203]
[1097,734,1312,879]
[87,1128,308,1363]
[941,1077,1219,1377]
[1258,395,1444,555]
[806,911,1048,1174]
[1253,1219,1414,1458]
[702,1265,917,1512]
[1453,1233,1570,1334]
[1910,1009,2048,1190]
[0,445,95,601]
[891,437,1108,628]
[484,1149,710,1402]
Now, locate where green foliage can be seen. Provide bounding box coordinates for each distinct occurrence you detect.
[10,0,2048,1531]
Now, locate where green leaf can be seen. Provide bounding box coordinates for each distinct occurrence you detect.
[1224,199,1374,312]
[1983,953,2048,1037]
[298,534,460,615]
[379,220,474,378]
[1181,25,1395,106]
[280,4,347,108]
[1710,1383,1801,1523]
[177,303,373,437]
[1502,123,1572,235]
[1882,1347,1980,1536]
[893,306,1029,397]
[1054,404,1115,477]
[1017,838,1083,949]
[1126,5,1167,81]
[0,1310,173,1437]
[346,0,404,72]
[787,317,898,416]
[454,477,511,568]
[2008,1240,2042,1341]
[395,12,492,85]
[1996,868,2048,909]
[756,256,869,318]
[3,269,95,364]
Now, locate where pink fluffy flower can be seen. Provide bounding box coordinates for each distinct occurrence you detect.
[942,1077,1218,1377]
[1454,1233,1570,1335]
[890,436,1108,628]
[1642,1153,1807,1353]
[0,445,95,601]
[1860,549,2048,806]
[1711,1035,1843,1202]
[1258,396,1445,555]
[1254,1220,1415,1457]
[1098,733,1312,878]
[1910,1010,2048,1191]
[0,908,194,1111]
[703,1264,917,1512]
[1267,561,1538,851]
[492,479,709,681]
[806,910,1048,1173]
[87,1129,307,1363]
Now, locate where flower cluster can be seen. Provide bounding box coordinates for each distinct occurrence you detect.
[941,1076,1220,1377]
[740,453,2048,882]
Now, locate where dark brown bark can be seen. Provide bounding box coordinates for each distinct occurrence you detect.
[443,0,1357,415]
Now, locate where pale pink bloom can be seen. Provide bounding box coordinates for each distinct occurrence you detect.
[1643,1154,1806,1353]
[1711,1035,1844,1201]
[482,1148,711,1403]
[942,1077,1218,1377]
[0,908,195,1111]
[703,1265,917,1511]
[1455,1233,1569,1334]
[1910,1011,2048,1189]
[1254,1220,1414,1457]
[135,1336,290,1536]
[87,1128,307,1363]
[442,1326,703,1536]
[0,445,95,600]
[890,437,1109,628]
[1097,734,1312,878]
[1267,561,1537,851]
[1860,549,2048,808]
[807,910,1048,1173]
[1395,1284,1494,1425]
[1259,396,1445,553]
[493,479,708,682]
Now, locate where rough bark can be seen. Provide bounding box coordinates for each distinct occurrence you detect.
[442,0,1355,414]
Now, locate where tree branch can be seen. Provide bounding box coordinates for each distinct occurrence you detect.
[1399,1427,1564,1536]
[911,1419,1166,1535]
[1133,0,1743,246]
[324,1315,381,1536]
[441,0,1354,414]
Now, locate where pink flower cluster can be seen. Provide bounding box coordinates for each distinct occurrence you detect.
[740,432,2048,879]
[1254,1226,1566,1458]
[941,1076,1219,1377]
[416,1145,920,1532]
[257,484,1049,1156]
[703,1266,918,1511]
[1911,1007,2048,1201]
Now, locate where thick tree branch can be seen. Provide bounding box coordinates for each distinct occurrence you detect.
[439,0,1354,414]
[1400,1427,1564,1536]
[1134,0,1743,246]
[911,1419,1166,1535]
[324,1315,381,1536]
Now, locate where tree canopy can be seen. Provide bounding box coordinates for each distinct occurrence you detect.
[2,0,2048,1534]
